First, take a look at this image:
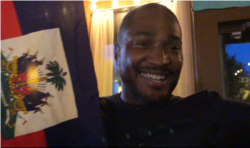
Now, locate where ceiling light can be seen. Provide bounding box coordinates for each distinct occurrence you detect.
[134,0,140,5]
[112,0,118,8]
[91,0,97,11]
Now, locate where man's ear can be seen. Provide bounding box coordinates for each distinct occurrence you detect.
[114,43,121,66]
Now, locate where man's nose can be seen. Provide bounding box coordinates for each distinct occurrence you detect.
[147,44,170,66]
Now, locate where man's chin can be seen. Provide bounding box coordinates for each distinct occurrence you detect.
[143,95,170,104]
[133,91,171,104]
[121,77,175,104]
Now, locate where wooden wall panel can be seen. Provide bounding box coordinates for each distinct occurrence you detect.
[193,6,250,96]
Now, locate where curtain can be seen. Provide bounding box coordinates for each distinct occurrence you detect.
[90,10,114,97]
[172,1,195,97]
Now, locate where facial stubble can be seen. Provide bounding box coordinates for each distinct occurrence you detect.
[120,72,178,105]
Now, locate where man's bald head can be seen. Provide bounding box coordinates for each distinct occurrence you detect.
[117,3,181,46]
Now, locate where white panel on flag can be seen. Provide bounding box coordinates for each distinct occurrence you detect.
[1,28,78,138]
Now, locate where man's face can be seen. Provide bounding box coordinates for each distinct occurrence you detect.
[117,8,183,104]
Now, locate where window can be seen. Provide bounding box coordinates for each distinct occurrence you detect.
[219,19,250,102]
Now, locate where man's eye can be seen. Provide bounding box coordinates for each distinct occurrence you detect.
[166,46,180,51]
[135,42,147,47]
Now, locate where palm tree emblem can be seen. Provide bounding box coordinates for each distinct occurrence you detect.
[46,61,67,91]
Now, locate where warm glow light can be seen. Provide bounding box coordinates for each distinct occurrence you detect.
[112,0,118,8]
[91,0,97,11]
[237,70,240,73]
[240,69,243,72]
[134,0,140,5]
[235,73,237,76]
[118,85,122,93]
[90,0,98,11]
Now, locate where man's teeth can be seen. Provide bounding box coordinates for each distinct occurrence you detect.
[140,73,165,80]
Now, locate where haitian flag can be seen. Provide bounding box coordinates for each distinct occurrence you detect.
[1,1,107,147]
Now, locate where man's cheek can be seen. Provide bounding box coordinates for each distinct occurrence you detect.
[122,55,135,69]
[172,59,183,70]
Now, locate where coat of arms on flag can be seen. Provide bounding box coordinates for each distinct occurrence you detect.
[1,28,78,139]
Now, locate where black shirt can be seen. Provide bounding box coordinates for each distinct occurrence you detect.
[100,90,250,147]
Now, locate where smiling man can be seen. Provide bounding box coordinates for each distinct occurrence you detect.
[100,3,250,147]
[116,3,182,105]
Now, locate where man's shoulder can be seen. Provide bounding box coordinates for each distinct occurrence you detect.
[100,93,120,106]
[175,90,250,146]
[99,93,120,118]
[183,90,250,119]
[183,89,249,106]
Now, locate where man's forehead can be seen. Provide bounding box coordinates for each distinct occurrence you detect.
[132,6,177,21]
[128,9,180,29]
[117,4,182,45]
[134,31,156,37]
[131,31,181,40]
[126,20,182,38]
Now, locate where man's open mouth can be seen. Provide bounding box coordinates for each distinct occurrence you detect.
[140,72,167,83]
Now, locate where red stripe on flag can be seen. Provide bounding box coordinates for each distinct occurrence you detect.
[1,131,47,147]
[1,1,47,147]
[1,1,22,40]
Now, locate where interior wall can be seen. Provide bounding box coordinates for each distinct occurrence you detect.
[193,1,250,11]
